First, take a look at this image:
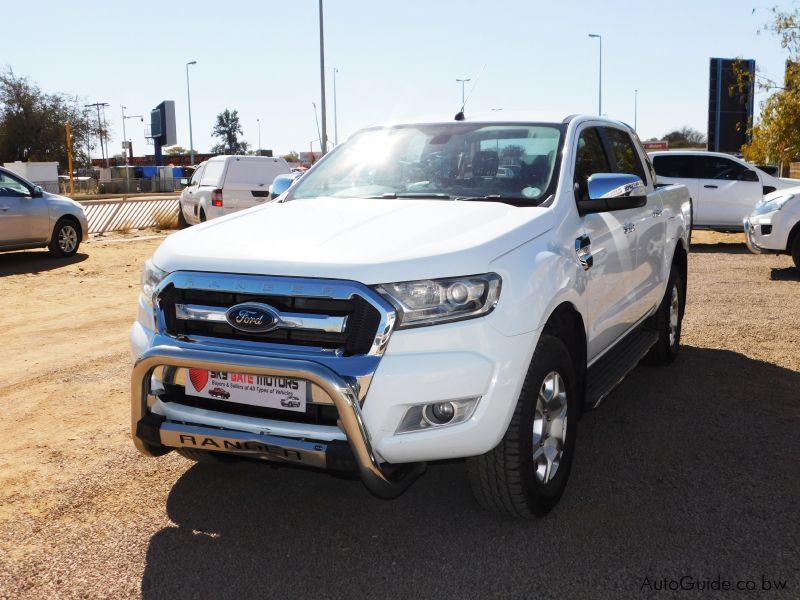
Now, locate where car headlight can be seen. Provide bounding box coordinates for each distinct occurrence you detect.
[753,194,795,216]
[375,273,501,329]
[141,259,169,307]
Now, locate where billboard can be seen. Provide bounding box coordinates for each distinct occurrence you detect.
[708,58,755,153]
[149,100,177,147]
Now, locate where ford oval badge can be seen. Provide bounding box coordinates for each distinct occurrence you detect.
[225,302,281,333]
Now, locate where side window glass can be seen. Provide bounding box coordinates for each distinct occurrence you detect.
[603,128,647,182]
[189,165,204,186]
[697,157,748,180]
[652,155,697,178]
[0,172,32,197]
[574,128,611,201]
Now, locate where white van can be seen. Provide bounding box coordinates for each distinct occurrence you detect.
[649,150,799,231]
[178,155,291,225]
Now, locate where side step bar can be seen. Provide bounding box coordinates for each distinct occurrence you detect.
[586,328,658,408]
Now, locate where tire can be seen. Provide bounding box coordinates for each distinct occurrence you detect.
[176,448,239,464]
[467,335,579,518]
[48,218,81,257]
[791,234,800,270]
[199,208,207,223]
[642,265,684,365]
[177,202,189,229]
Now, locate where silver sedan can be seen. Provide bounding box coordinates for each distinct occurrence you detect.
[0,166,88,257]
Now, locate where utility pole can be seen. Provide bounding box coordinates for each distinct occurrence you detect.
[333,67,339,146]
[85,102,110,168]
[634,89,638,131]
[65,123,74,195]
[186,61,197,164]
[588,34,602,115]
[257,118,261,154]
[318,0,328,154]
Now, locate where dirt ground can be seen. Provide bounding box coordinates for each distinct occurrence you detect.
[0,230,797,599]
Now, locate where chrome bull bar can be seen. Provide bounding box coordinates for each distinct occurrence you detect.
[131,344,425,498]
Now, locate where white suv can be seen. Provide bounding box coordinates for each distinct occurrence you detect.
[650,150,797,231]
[744,186,800,269]
[178,155,291,225]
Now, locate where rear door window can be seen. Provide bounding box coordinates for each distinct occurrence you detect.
[200,161,225,186]
[652,155,697,178]
[603,128,647,182]
[189,164,205,186]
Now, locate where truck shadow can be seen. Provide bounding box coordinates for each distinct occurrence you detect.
[0,250,88,276]
[689,242,749,254]
[141,346,800,599]
[770,266,800,281]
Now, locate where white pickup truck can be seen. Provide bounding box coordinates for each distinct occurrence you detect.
[131,113,692,517]
[745,186,800,269]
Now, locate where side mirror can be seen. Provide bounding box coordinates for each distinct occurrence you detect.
[741,170,759,182]
[31,185,43,198]
[578,173,647,215]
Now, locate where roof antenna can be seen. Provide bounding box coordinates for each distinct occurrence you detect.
[454,65,487,121]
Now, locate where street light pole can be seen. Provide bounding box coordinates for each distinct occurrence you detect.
[456,78,471,109]
[634,89,638,130]
[186,60,197,164]
[333,67,339,146]
[318,0,328,154]
[588,34,602,115]
[85,102,110,168]
[257,118,261,155]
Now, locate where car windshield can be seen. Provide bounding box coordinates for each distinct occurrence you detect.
[288,122,565,204]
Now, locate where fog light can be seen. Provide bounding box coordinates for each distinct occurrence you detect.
[395,397,480,434]
[426,402,455,424]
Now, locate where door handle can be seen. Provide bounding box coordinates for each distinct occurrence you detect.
[652,207,663,217]
[703,184,718,189]
[575,235,593,271]
[623,222,636,234]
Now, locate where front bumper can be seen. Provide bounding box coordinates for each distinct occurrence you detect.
[132,343,425,498]
[744,217,781,255]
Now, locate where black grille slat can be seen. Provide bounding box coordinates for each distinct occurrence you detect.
[159,284,380,355]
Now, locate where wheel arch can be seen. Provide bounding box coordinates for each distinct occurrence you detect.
[50,214,82,243]
[540,302,587,405]
[672,238,688,315]
[786,219,800,254]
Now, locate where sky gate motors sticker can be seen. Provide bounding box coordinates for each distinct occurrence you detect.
[186,369,307,412]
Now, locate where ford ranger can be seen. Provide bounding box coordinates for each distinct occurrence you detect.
[131,113,692,517]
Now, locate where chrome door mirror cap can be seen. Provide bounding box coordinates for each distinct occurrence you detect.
[587,173,645,200]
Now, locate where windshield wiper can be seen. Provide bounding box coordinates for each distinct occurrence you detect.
[453,194,528,202]
[363,192,451,199]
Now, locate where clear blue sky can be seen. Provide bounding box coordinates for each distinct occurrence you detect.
[2,0,793,156]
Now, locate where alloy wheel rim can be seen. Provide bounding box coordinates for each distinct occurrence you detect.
[532,371,568,484]
[669,284,679,347]
[59,225,78,253]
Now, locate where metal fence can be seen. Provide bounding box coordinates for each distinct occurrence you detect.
[80,196,179,234]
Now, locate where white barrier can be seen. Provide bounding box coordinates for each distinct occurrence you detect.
[79,196,179,234]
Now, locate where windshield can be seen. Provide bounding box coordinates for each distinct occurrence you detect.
[288,122,565,204]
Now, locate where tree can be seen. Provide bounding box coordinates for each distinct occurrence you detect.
[165,146,187,155]
[281,151,300,163]
[0,68,94,169]
[741,7,800,166]
[662,127,706,148]
[211,109,249,154]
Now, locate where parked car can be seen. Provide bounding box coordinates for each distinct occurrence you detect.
[744,185,800,269]
[178,155,291,226]
[208,387,231,400]
[280,398,301,408]
[649,150,798,231]
[0,166,88,257]
[131,113,691,517]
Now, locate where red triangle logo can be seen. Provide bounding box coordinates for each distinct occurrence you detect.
[188,369,209,392]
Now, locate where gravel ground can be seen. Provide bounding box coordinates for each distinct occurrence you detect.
[0,230,797,599]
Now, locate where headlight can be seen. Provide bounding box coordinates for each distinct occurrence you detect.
[753,194,795,216]
[375,273,501,329]
[141,259,169,307]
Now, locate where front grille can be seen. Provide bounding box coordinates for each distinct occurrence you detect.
[158,284,382,356]
[161,383,340,426]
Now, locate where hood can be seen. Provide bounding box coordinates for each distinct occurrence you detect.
[43,191,84,210]
[154,197,553,284]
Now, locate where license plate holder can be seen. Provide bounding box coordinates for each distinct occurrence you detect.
[185,369,307,412]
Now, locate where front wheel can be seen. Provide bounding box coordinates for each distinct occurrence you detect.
[48,218,81,257]
[177,202,189,229]
[467,334,579,518]
[791,234,800,270]
[642,265,684,365]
